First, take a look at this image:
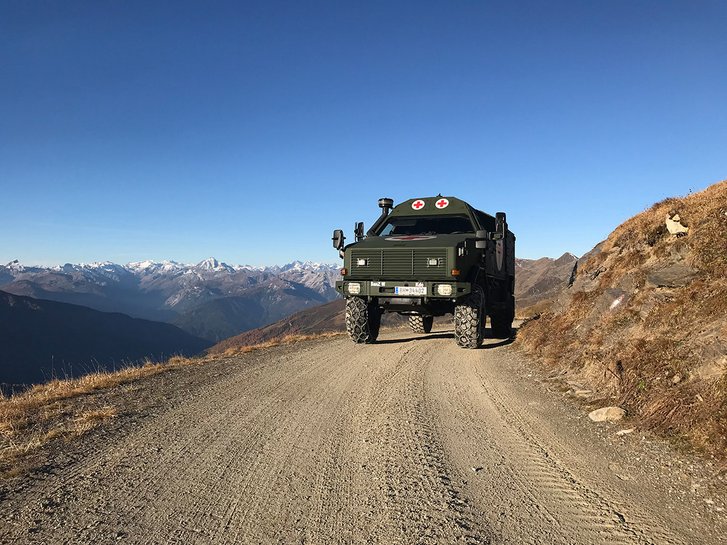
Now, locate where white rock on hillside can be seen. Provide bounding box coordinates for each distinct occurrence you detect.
[588,406,626,422]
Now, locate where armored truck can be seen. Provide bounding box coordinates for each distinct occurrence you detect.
[332,196,515,348]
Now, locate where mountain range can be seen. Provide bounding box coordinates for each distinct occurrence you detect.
[0,251,578,375]
[0,259,340,342]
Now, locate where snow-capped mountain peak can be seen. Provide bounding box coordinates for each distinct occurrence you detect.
[280,260,336,273]
[5,259,24,272]
[195,257,236,273]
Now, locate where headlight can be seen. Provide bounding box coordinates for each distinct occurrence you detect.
[436,284,453,296]
[347,282,361,294]
[356,258,368,266]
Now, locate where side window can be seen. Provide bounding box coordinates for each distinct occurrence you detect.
[380,224,394,236]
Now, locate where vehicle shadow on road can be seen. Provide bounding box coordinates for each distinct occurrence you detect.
[377,327,518,348]
[480,336,516,349]
[376,332,454,344]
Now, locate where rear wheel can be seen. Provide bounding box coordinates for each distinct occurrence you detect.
[409,314,433,334]
[490,314,512,339]
[454,289,483,348]
[345,297,381,344]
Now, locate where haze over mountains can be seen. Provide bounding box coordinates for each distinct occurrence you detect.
[0,258,340,342]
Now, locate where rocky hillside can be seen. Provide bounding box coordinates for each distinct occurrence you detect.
[0,291,210,391]
[519,180,727,457]
[0,259,339,341]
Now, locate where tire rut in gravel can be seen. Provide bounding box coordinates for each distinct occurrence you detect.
[427,339,690,545]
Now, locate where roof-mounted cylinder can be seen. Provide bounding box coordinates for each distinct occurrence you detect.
[368,197,394,236]
[378,198,394,212]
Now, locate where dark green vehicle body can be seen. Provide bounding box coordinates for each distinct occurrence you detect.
[333,196,515,347]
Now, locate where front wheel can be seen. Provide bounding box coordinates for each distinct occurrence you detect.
[345,297,381,344]
[454,290,484,348]
[409,315,433,334]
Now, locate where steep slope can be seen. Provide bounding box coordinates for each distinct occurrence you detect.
[519,180,727,456]
[0,291,210,389]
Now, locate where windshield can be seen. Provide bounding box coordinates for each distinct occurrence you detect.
[378,215,475,236]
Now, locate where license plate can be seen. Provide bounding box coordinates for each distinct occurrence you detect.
[394,286,426,296]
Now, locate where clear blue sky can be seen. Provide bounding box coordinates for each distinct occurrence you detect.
[1,1,725,266]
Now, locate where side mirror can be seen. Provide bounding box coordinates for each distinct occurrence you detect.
[475,229,487,249]
[495,212,506,235]
[354,222,364,241]
[332,229,345,250]
[488,212,506,240]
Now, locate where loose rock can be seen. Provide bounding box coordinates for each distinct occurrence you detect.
[588,406,626,422]
[646,263,698,288]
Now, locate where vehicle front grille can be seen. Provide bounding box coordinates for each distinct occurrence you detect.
[350,248,448,279]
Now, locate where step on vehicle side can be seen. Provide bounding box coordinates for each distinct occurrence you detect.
[332,196,515,348]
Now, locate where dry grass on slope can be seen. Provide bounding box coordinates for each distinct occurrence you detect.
[0,333,339,478]
[216,332,344,357]
[519,180,727,459]
[0,356,199,477]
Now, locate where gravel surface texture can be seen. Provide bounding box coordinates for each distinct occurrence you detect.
[1,328,725,544]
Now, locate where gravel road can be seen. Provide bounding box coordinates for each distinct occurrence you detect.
[1,329,725,544]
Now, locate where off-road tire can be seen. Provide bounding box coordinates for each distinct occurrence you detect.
[454,290,484,349]
[490,314,512,339]
[409,315,433,334]
[345,297,381,344]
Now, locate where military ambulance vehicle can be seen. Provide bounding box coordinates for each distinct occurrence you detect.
[332,196,515,348]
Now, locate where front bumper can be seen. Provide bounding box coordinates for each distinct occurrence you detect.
[335,279,471,300]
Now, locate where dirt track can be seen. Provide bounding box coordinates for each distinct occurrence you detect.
[1,329,725,544]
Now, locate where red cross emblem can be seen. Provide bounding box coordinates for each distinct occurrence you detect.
[435,198,449,209]
[411,199,426,210]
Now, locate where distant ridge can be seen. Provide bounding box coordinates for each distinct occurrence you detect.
[515,253,579,312]
[0,290,211,390]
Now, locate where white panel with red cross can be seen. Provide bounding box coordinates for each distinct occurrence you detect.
[411,199,426,210]
[434,198,449,209]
